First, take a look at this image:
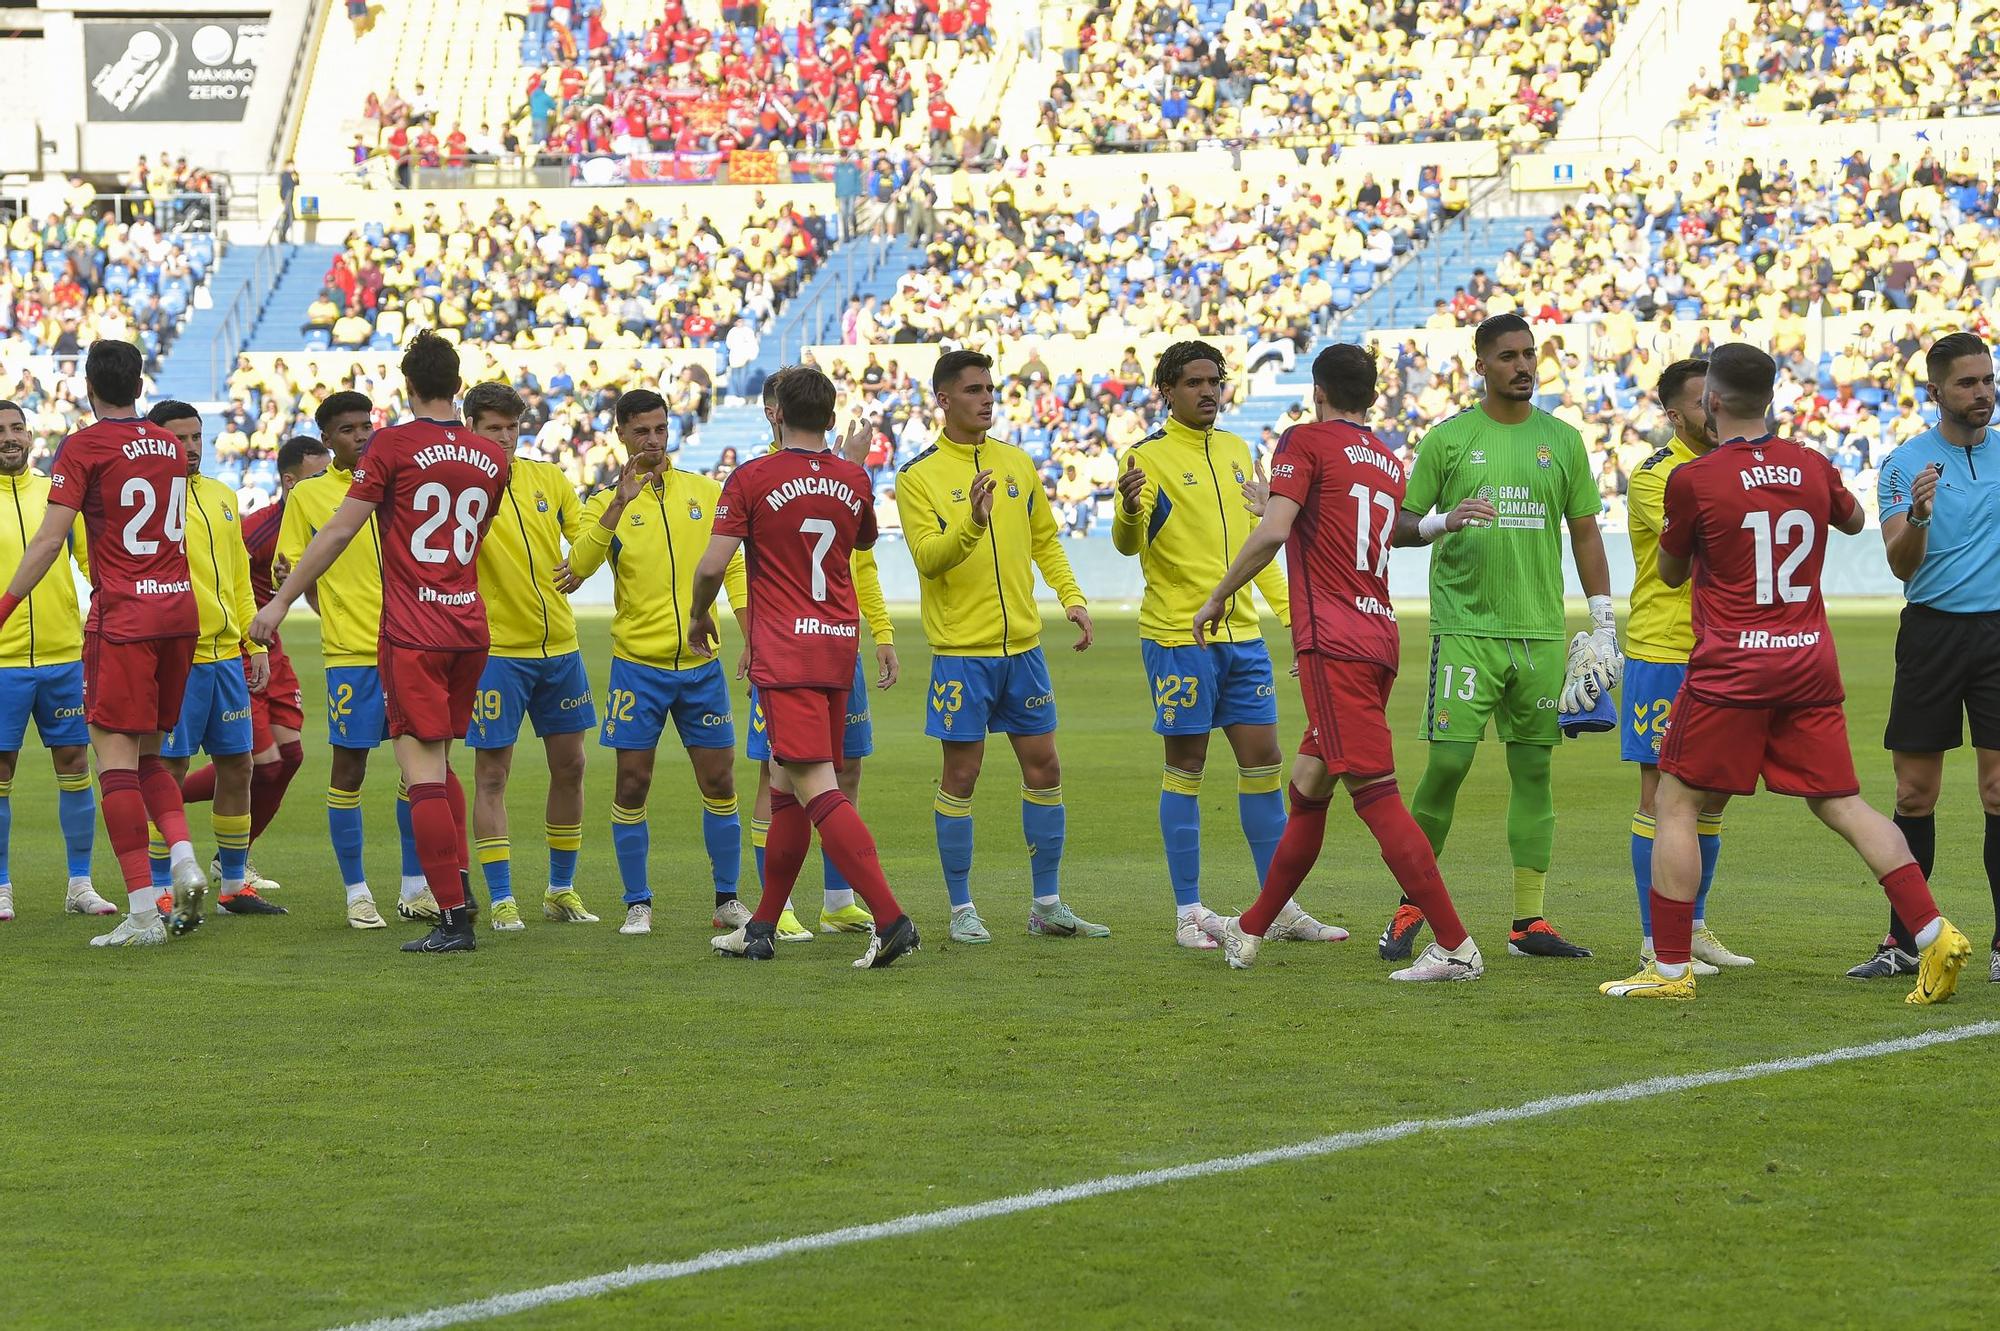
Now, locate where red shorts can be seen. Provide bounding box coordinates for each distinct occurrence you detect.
[249,648,305,752]
[1295,653,1397,780]
[380,643,487,741]
[83,632,195,735]
[761,685,846,769]
[1659,693,1859,799]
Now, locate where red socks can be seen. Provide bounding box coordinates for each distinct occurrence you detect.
[1240,784,1330,937]
[1879,862,1940,937]
[752,789,904,927]
[753,792,812,924]
[248,741,304,840]
[443,768,469,874]
[1650,890,1694,965]
[136,754,192,849]
[179,764,218,804]
[805,790,902,923]
[406,781,467,909]
[1352,781,1469,951]
[98,769,153,892]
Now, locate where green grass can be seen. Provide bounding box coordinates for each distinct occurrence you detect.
[3,606,1995,1330]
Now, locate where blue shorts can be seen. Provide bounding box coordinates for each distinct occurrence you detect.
[325,665,390,749]
[467,651,597,749]
[0,661,88,750]
[748,652,872,761]
[925,648,1057,740]
[601,656,735,751]
[1621,659,1687,763]
[164,659,255,759]
[1140,639,1280,735]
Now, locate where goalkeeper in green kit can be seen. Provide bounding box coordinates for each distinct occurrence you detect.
[1381,314,1621,960]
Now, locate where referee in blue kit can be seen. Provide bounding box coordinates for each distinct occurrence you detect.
[1852,331,2000,984]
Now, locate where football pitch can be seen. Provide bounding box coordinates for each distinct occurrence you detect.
[4,605,1995,1330]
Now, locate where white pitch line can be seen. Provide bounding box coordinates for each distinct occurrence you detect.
[330,1019,2000,1331]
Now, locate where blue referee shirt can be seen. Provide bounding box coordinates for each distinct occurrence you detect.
[1876,425,2000,612]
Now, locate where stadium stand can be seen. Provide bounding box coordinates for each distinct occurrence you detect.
[1037,0,1625,151]
[315,0,1006,181]
[1697,0,2000,122]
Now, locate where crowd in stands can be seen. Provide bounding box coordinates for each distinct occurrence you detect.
[296,194,830,377]
[1040,0,1623,151]
[1,194,220,368]
[1698,0,2000,121]
[836,163,1459,356]
[355,0,1004,177]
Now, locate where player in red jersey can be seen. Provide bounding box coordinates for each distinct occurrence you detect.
[1602,342,1972,1003]
[251,332,510,954]
[693,365,918,968]
[0,340,208,945]
[1192,344,1491,978]
[177,435,323,888]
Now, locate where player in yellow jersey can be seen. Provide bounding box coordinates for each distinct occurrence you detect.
[560,388,748,938]
[460,382,598,932]
[1622,359,1751,973]
[1113,340,1346,949]
[896,349,1101,944]
[0,398,110,921]
[142,402,283,919]
[741,369,894,942]
[277,391,422,929]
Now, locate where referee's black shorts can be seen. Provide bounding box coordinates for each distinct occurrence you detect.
[1885,604,2000,752]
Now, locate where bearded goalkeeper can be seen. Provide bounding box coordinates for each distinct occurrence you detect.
[1381,313,1620,960]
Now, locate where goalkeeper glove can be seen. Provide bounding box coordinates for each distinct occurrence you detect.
[1559,597,1625,714]
[1586,593,1624,694]
[1559,631,1603,714]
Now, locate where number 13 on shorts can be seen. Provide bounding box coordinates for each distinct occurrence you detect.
[1421,634,1562,744]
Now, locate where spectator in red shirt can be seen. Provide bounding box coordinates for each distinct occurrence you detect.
[927,95,955,152]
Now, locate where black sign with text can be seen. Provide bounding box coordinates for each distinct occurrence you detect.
[84,16,270,122]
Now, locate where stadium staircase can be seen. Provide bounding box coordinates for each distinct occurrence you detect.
[239,244,345,354]
[152,244,287,405]
[754,237,928,375]
[1333,213,1547,333]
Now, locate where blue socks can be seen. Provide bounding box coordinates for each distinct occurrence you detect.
[933,789,974,908]
[1022,785,1065,900]
[477,836,513,902]
[1237,764,1286,887]
[1631,812,1655,935]
[1160,767,1203,909]
[328,785,366,886]
[547,821,581,892]
[1696,811,1722,924]
[1632,810,1723,936]
[701,794,740,896]
[57,772,94,878]
[611,803,649,905]
[396,789,421,880]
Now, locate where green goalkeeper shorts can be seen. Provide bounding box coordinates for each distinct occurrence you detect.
[1418,635,1562,746]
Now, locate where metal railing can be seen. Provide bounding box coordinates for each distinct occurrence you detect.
[0,189,221,233]
[1325,174,1512,341]
[200,214,297,401]
[774,240,889,365]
